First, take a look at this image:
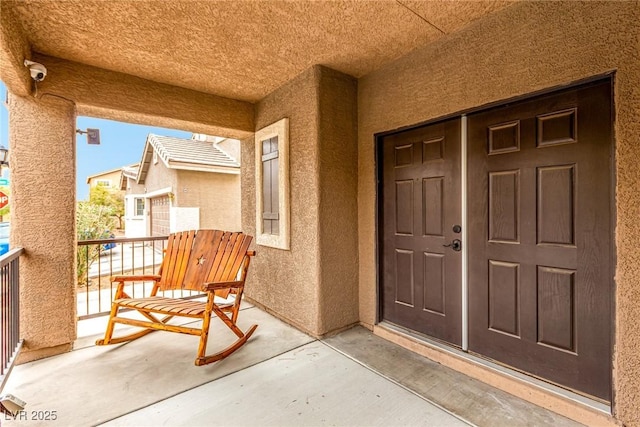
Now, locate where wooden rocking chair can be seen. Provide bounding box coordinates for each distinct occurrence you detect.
[96,230,257,366]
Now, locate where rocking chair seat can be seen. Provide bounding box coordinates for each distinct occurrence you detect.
[113,296,234,317]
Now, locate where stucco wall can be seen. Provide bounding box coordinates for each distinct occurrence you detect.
[242,66,322,334]
[0,2,31,96]
[242,66,359,336]
[176,170,240,231]
[137,156,179,194]
[357,1,639,424]
[9,94,77,362]
[31,54,255,140]
[217,139,241,165]
[125,159,175,236]
[317,69,359,333]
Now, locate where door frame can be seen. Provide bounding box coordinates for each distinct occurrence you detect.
[460,115,469,350]
[374,73,616,400]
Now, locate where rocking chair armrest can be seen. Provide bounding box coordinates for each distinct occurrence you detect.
[202,280,245,292]
[111,274,162,282]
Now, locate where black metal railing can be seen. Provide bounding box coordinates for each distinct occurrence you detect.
[0,248,24,392]
[76,236,202,319]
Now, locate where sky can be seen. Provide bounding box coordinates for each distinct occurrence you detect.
[0,81,192,200]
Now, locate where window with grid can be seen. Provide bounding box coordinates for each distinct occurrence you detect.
[134,198,145,216]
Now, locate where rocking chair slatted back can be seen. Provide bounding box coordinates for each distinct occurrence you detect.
[209,232,253,299]
[160,230,197,290]
[218,233,253,282]
[159,230,252,292]
[180,230,226,291]
[208,231,252,283]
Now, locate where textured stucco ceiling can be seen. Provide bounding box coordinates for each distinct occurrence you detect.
[4,0,514,102]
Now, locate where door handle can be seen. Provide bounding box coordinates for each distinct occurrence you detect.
[443,239,462,252]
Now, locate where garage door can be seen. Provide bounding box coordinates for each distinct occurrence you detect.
[150,195,170,237]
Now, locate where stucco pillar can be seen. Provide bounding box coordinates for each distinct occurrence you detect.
[242,66,359,337]
[8,93,77,363]
[317,68,359,334]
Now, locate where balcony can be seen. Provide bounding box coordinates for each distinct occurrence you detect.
[3,236,580,424]
[3,301,580,426]
[0,237,596,426]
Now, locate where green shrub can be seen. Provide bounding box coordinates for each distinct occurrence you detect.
[76,202,117,287]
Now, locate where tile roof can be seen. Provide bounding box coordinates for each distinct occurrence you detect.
[136,134,240,184]
[121,164,139,179]
[149,134,239,168]
[119,163,140,190]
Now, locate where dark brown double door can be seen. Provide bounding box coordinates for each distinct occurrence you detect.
[380,80,612,401]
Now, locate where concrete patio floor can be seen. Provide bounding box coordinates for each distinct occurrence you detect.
[3,306,582,426]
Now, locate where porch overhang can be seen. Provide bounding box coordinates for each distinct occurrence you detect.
[0,3,31,97]
[0,0,515,109]
[21,53,255,139]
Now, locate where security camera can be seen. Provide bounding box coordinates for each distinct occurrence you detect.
[23,59,47,82]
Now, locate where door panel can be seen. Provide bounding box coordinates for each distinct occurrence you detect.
[150,196,170,236]
[467,80,612,401]
[380,118,462,346]
[151,195,170,251]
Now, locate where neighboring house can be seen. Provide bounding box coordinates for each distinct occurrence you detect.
[86,166,128,194]
[121,133,240,238]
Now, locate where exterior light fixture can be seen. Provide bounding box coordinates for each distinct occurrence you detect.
[76,128,101,145]
[0,145,9,166]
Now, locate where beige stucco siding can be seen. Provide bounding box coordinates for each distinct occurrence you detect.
[242,66,322,335]
[137,158,179,194]
[357,1,639,424]
[30,54,255,140]
[5,0,637,422]
[0,3,31,97]
[176,170,240,231]
[242,65,359,337]
[126,180,146,195]
[317,68,359,333]
[9,94,77,362]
